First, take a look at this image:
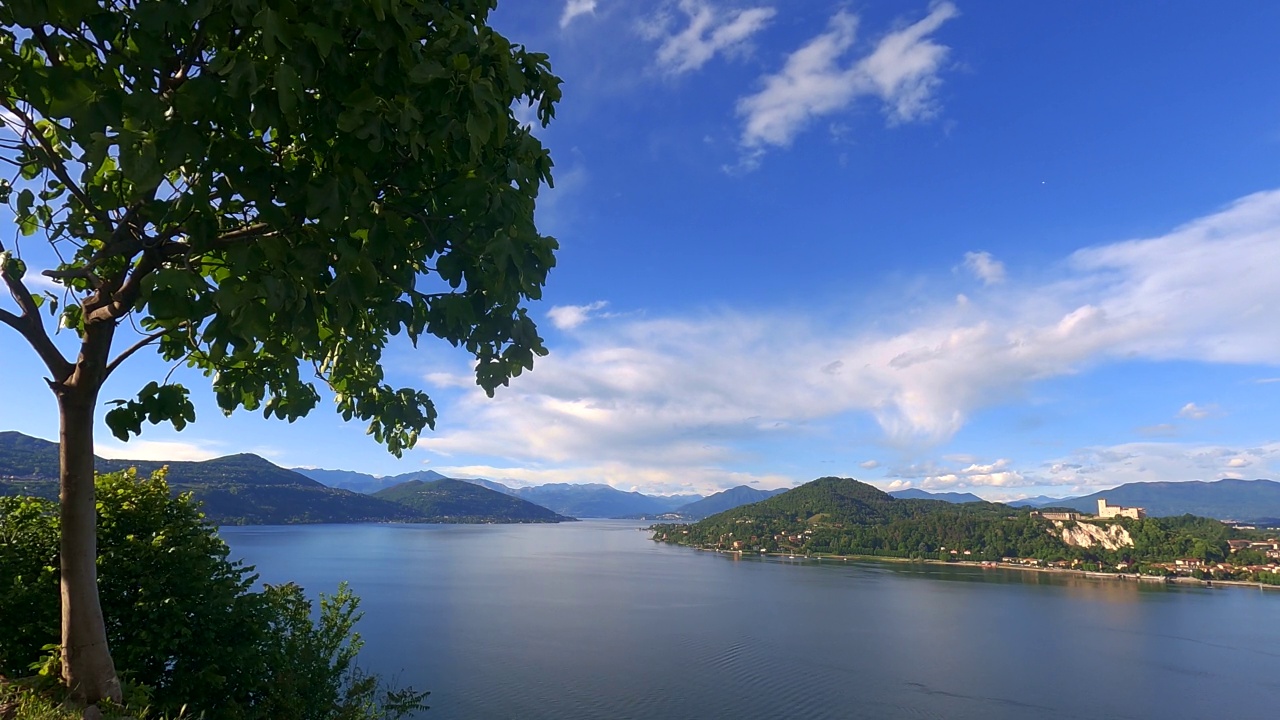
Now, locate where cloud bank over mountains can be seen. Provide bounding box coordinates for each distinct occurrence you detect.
[422,189,1280,497]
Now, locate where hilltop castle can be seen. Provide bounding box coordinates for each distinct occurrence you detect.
[1097,498,1145,520]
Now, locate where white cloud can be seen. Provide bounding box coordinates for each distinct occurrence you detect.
[560,0,598,29]
[857,1,959,124]
[859,459,880,469]
[962,251,1005,285]
[435,462,792,497]
[735,2,957,164]
[887,456,1031,492]
[547,300,612,330]
[95,438,224,462]
[648,1,776,75]
[884,440,1280,500]
[1039,442,1280,489]
[1178,402,1213,420]
[421,188,1280,493]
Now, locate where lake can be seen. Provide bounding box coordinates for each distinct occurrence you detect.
[221,520,1280,720]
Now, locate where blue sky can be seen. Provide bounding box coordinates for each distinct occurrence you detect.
[4,1,1280,500]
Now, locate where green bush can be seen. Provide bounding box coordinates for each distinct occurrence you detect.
[0,469,427,719]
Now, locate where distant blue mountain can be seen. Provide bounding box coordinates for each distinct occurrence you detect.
[1042,479,1280,522]
[373,478,572,523]
[456,477,521,495]
[302,470,701,519]
[293,467,448,494]
[889,488,984,503]
[1006,495,1063,508]
[674,485,788,520]
[500,482,701,518]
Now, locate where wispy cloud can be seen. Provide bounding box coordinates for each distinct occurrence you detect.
[1040,442,1280,489]
[95,438,225,462]
[889,457,1029,491]
[962,251,1005,285]
[560,0,599,29]
[547,300,614,330]
[421,188,1280,493]
[435,462,792,496]
[1177,402,1214,420]
[644,1,776,75]
[887,440,1280,499]
[734,2,958,168]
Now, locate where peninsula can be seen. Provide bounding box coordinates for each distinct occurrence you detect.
[653,477,1280,586]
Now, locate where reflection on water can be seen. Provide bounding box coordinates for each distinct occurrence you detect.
[223,521,1280,720]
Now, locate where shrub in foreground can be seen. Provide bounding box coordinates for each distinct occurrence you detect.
[0,469,426,719]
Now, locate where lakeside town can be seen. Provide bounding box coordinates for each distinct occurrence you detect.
[1010,499,1280,582]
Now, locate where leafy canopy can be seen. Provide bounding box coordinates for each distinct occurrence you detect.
[0,0,561,452]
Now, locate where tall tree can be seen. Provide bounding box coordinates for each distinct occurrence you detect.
[0,0,560,704]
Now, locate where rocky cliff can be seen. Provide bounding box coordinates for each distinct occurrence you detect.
[1055,520,1133,551]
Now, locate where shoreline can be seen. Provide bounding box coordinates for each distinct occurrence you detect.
[676,544,1280,593]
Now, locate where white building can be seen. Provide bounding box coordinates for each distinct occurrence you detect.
[1097,499,1145,520]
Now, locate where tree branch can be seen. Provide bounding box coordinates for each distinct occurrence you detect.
[30,27,63,67]
[0,99,114,230]
[215,222,275,245]
[0,242,72,380]
[84,252,160,324]
[105,325,184,379]
[0,306,21,327]
[42,265,104,289]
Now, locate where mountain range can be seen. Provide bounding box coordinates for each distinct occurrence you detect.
[293,469,796,520]
[1017,479,1280,523]
[7,430,1279,525]
[660,485,789,520]
[888,489,984,503]
[293,468,705,518]
[372,478,573,523]
[888,482,1280,524]
[0,432,562,525]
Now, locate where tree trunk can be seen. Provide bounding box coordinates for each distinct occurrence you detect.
[57,388,121,705]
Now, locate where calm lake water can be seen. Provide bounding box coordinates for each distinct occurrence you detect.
[221,520,1280,720]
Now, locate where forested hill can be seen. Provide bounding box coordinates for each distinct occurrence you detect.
[373,479,573,523]
[0,431,321,486]
[0,432,429,525]
[654,477,1243,567]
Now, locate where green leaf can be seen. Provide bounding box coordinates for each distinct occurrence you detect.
[17,214,38,236]
[276,63,301,116]
[2,254,26,280]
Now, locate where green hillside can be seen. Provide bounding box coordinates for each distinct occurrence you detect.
[373,478,572,523]
[0,432,426,525]
[655,477,1244,568]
